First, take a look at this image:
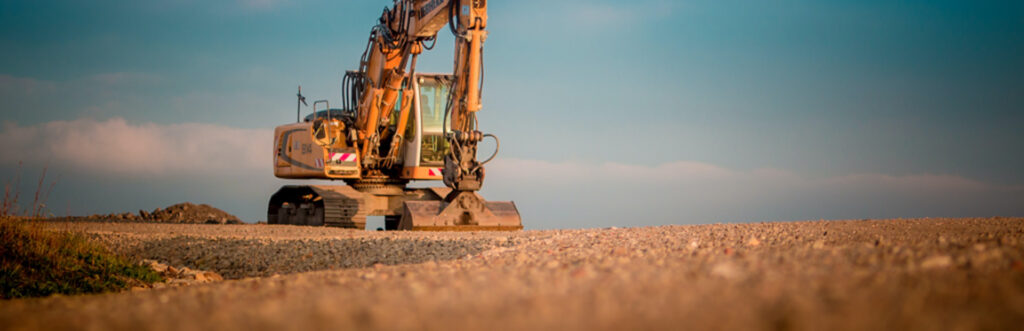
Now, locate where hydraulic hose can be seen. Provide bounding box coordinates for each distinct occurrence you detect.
[479,133,499,165]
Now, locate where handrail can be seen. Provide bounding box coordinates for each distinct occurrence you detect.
[312,100,332,145]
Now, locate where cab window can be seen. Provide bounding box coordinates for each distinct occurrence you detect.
[419,79,450,133]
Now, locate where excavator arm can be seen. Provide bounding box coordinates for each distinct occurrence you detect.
[354,0,489,191]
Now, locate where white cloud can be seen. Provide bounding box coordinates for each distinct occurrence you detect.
[1,119,1019,227]
[486,159,738,183]
[487,158,1009,192]
[484,158,1024,228]
[0,118,271,176]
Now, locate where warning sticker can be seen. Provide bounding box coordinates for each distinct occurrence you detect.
[329,152,357,163]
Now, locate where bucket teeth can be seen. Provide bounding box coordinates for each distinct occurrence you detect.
[400,191,522,231]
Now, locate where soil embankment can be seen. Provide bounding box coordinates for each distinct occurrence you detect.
[56,202,243,224]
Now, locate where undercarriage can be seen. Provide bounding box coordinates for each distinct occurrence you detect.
[267,184,521,231]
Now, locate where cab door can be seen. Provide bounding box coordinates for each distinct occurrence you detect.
[401,74,451,180]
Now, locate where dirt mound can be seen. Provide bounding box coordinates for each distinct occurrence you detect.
[83,202,243,224]
[143,202,243,224]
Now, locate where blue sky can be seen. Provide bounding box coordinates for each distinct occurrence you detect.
[1,0,1022,228]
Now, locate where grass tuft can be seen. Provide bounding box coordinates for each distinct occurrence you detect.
[0,217,162,299]
[2,162,57,218]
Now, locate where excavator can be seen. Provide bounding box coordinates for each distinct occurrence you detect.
[268,0,522,230]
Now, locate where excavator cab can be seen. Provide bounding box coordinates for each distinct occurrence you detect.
[399,74,452,180]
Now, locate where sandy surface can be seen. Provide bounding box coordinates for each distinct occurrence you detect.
[2,218,1023,330]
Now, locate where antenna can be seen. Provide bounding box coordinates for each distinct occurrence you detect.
[296,85,307,122]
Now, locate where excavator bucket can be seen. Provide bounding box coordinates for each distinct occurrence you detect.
[400,191,522,231]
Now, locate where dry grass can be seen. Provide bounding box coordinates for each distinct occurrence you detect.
[0,217,163,299]
[2,162,57,218]
[1,163,23,218]
[1,165,161,299]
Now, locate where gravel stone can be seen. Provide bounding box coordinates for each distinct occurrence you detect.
[2,217,1022,331]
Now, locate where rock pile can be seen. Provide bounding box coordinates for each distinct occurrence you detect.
[83,202,243,224]
[133,259,224,290]
[143,202,243,224]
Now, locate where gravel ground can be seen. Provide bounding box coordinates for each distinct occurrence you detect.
[2,217,1023,330]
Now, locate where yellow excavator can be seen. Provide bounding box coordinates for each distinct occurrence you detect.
[269,0,522,230]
